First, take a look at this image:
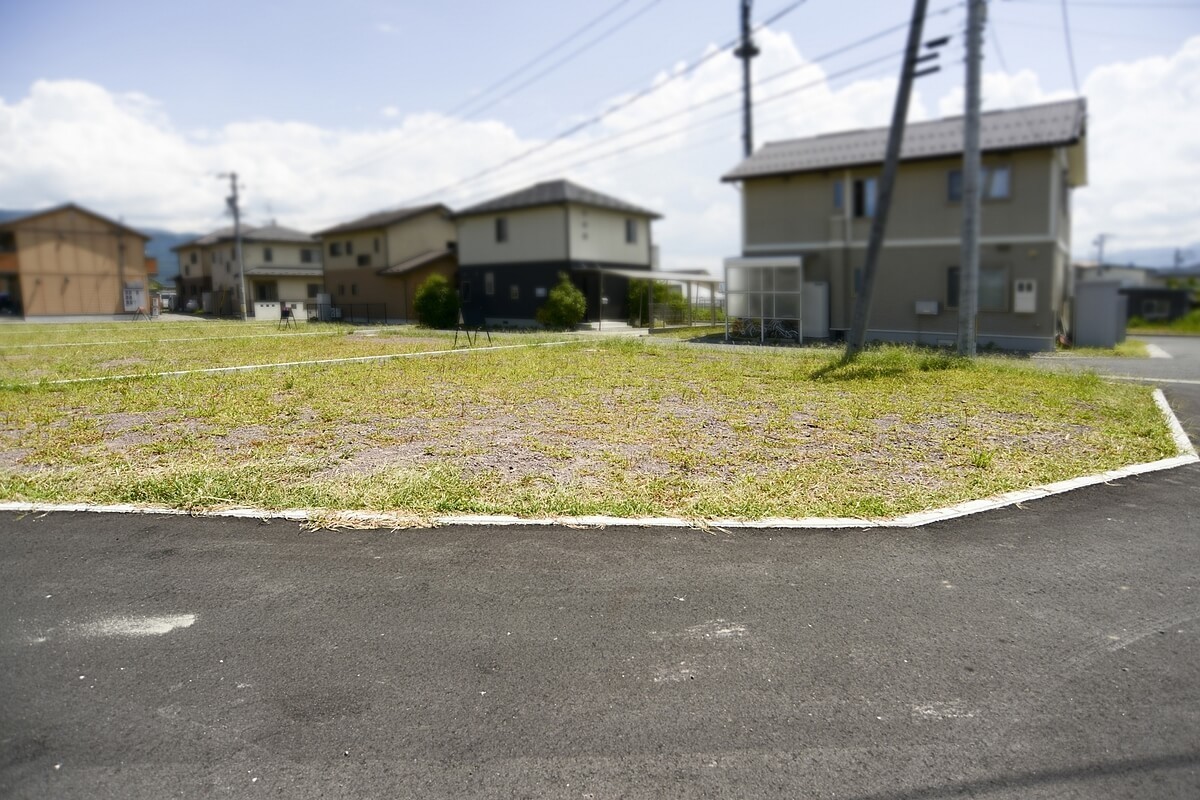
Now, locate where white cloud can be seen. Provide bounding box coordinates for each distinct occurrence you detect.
[375,22,396,35]
[1,34,1196,269]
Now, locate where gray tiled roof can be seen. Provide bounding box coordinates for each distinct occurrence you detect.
[172,223,317,250]
[455,179,662,219]
[723,98,1087,181]
[315,204,451,237]
[378,248,456,276]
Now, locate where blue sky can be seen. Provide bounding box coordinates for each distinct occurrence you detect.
[2,0,1199,267]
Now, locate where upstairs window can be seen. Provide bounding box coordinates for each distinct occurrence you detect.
[625,219,638,244]
[263,247,273,263]
[853,178,877,218]
[189,252,197,264]
[300,248,314,263]
[495,217,508,243]
[346,241,354,256]
[833,180,844,211]
[948,165,1011,202]
[373,237,380,253]
[330,242,343,257]
[357,254,370,267]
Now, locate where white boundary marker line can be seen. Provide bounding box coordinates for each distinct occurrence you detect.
[1100,375,1200,386]
[0,330,338,349]
[2,392,1195,532]
[13,340,576,387]
[1145,344,1172,359]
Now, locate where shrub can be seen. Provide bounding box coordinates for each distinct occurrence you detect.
[414,274,459,328]
[536,272,587,329]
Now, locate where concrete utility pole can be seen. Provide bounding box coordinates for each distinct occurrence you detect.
[845,0,935,357]
[1093,233,1113,266]
[957,0,986,357]
[219,172,247,319]
[734,0,760,158]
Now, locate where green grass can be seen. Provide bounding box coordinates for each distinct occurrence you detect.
[0,324,1181,522]
[1056,340,1149,358]
[1127,310,1200,335]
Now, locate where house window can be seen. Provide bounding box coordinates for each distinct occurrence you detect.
[1141,298,1171,320]
[510,284,520,300]
[330,242,343,257]
[255,283,277,302]
[495,217,508,243]
[853,178,877,218]
[948,166,1012,202]
[833,180,844,211]
[946,267,1009,312]
[485,272,495,296]
[301,248,313,263]
[351,284,358,296]
[460,280,472,302]
[226,263,231,274]
[263,247,273,263]
[357,254,370,267]
[346,241,354,256]
[373,238,380,254]
[307,283,320,299]
[625,219,637,244]
[184,265,190,277]
[1060,168,1070,217]
[190,252,197,264]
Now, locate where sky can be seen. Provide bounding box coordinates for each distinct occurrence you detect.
[2,0,1199,272]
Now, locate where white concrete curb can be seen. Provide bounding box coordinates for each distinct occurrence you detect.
[2,391,1196,532]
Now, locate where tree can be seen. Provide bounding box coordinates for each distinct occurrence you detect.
[414,274,459,328]
[536,272,587,329]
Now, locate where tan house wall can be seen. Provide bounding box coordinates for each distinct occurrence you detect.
[384,212,456,265]
[322,229,387,273]
[743,150,1057,251]
[457,206,568,265]
[11,207,148,317]
[325,259,456,320]
[567,206,651,265]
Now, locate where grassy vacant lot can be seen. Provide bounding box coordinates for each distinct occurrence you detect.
[1128,310,1200,335]
[0,321,1179,521]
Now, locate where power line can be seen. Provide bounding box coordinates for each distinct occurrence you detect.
[457,0,665,124]
[319,0,656,179]
[384,2,827,206]
[989,19,1011,72]
[1060,0,1083,94]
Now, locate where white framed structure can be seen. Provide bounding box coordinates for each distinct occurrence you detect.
[724,256,803,343]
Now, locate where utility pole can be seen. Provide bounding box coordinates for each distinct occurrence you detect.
[846,0,940,356]
[219,172,247,319]
[1093,233,1113,266]
[734,0,760,158]
[957,0,985,357]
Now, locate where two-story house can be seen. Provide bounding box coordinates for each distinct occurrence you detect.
[0,203,155,319]
[174,223,322,316]
[454,179,661,326]
[721,98,1088,351]
[315,204,457,322]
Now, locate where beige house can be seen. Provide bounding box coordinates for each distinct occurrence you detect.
[0,204,155,319]
[722,98,1089,351]
[316,205,457,322]
[173,223,322,315]
[455,179,660,326]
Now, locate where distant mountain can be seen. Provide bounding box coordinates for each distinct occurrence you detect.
[0,208,197,285]
[1088,243,1200,270]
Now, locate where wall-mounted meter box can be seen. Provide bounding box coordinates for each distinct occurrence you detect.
[1014,279,1037,314]
[914,300,940,316]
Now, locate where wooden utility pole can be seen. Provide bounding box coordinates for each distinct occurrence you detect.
[845,0,932,357]
[957,0,986,356]
[219,172,247,319]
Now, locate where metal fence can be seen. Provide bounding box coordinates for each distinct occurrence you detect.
[303,303,401,324]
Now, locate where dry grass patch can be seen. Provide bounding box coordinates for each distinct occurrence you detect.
[0,338,1179,521]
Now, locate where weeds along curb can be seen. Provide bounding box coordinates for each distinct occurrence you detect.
[1,392,1196,532]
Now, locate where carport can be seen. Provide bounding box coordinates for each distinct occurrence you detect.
[576,266,721,331]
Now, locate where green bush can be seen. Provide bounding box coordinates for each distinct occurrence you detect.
[536,272,587,329]
[414,274,459,328]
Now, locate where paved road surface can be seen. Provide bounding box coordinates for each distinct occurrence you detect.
[1,341,1198,799]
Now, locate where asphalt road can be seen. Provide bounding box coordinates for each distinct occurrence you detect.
[1,342,1198,799]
